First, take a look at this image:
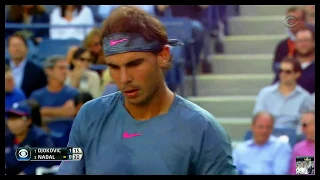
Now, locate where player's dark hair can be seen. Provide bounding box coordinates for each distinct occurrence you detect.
[101,6,173,70]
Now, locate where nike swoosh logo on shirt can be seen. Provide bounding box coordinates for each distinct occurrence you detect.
[123,132,142,139]
[110,39,128,46]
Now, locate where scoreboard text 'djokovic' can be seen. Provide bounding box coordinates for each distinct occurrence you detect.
[15,147,83,161]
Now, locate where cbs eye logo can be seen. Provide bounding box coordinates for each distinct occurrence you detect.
[283,14,299,28]
[15,147,31,161]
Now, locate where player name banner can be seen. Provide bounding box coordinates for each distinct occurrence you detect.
[15,147,83,161]
[296,156,315,175]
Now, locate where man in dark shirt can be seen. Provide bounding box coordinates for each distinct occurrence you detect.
[5,34,47,97]
[273,27,315,94]
[272,6,305,73]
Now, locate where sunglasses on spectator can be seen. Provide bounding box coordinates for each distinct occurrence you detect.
[279,68,294,74]
[77,57,91,62]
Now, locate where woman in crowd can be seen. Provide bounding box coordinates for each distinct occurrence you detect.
[49,5,95,40]
[66,28,118,95]
[5,5,49,45]
[65,48,101,98]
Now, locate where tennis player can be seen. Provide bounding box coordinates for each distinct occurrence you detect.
[58,5,236,175]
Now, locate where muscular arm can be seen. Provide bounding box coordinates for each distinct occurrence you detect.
[40,101,75,118]
[195,115,237,175]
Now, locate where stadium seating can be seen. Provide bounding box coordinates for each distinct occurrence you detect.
[37,39,82,61]
[159,17,196,96]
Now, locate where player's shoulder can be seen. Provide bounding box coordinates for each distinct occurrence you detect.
[175,95,216,124]
[82,91,122,111]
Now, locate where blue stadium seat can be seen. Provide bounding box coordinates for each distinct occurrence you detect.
[244,128,297,147]
[89,64,107,71]
[159,17,193,44]
[37,39,81,61]
[87,5,103,22]
[159,17,194,96]
[43,5,56,14]
[5,40,9,59]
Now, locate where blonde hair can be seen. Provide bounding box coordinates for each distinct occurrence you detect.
[83,28,105,65]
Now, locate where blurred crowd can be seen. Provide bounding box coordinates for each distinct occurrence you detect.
[5,5,315,175]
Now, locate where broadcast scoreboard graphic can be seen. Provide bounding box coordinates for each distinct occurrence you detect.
[296,156,315,175]
[15,147,83,161]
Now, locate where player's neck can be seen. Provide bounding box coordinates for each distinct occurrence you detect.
[125,83,174,121]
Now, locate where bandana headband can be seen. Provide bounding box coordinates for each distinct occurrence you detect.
[103,33,183,57]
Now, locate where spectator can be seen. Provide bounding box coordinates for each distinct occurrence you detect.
[5,100,55,175]
[289,111,315,175]
[253,57,310,130]
[232,112,292,175]
[5,64,26,111]
[65,48,101,98]
[272,6,305,73]
[98,5,156,18]
[304,5,315,27]
[273,27,315,94]
[5,33,47,98]
[74,92,93,115]
[294,28,315,94]
[66,29,115,93]
[29,56,78,126]
[300,93,315,113]
[82,28,105,65]
[49,5,95,40]
[155,5,207,74]
[5,5,49,44]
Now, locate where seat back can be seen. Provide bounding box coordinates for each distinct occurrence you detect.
[158,17,193,43]
[37,39,81,61]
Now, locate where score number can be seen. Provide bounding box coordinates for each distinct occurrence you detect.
[68,147,83,161]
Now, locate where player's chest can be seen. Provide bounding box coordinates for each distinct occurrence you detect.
[84,125,192,175]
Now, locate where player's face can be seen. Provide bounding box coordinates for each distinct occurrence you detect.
[6,116,31,136]
[301,113,315,140]
[252,115,273,144]
[106,47,170,105]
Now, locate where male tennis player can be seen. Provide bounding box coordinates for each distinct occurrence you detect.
[58,6,237,175]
